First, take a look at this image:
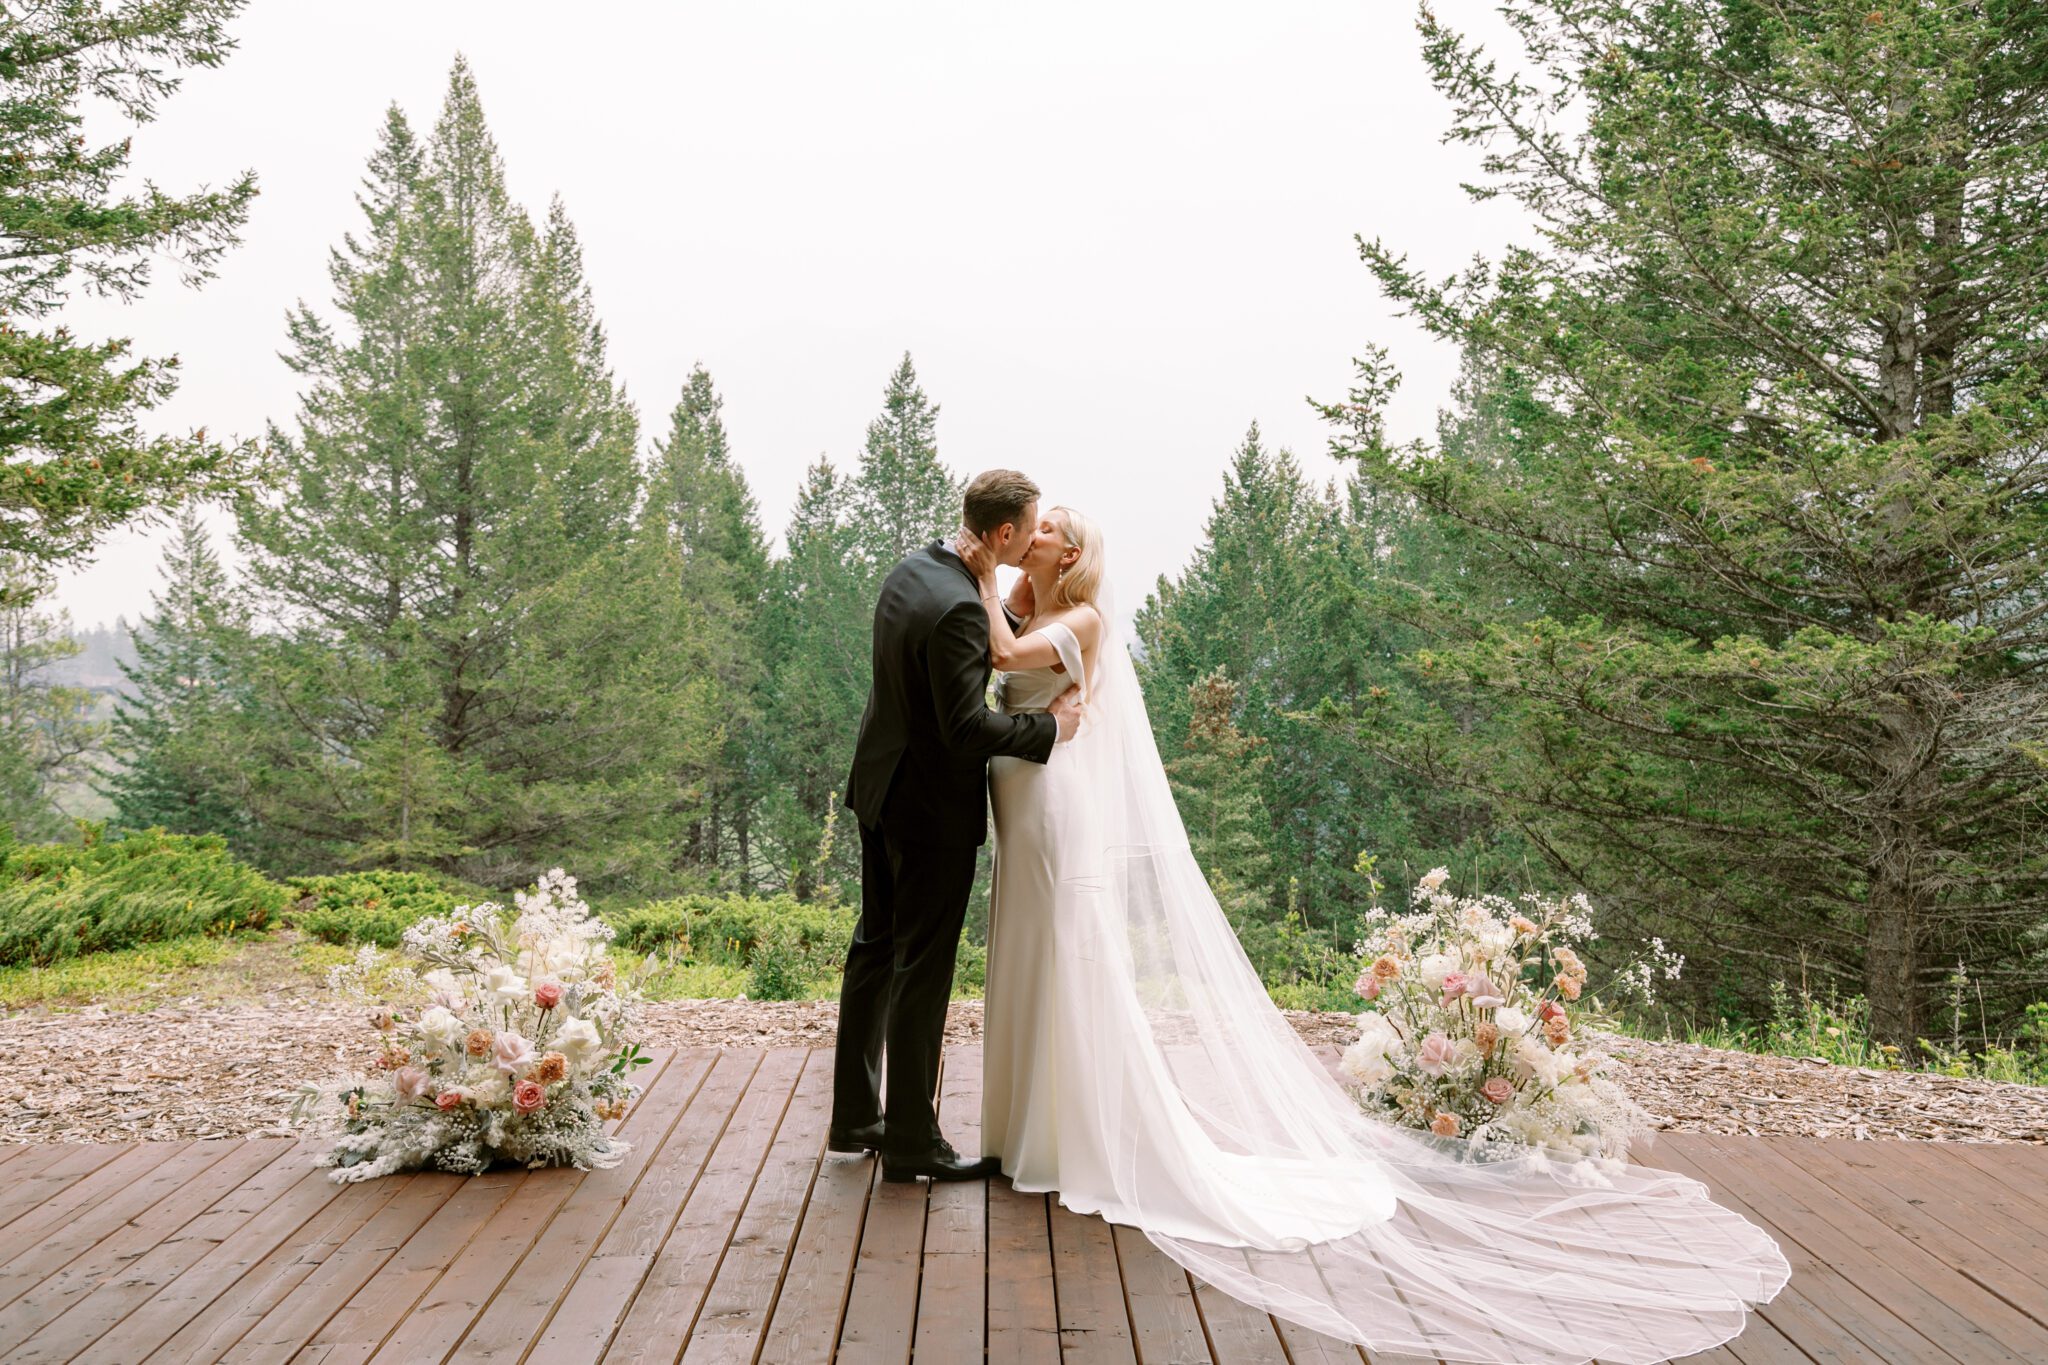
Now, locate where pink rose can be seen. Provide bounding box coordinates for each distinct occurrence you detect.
[1538,1000,1567,1024]
[513,1079,546,1114]
[1440,971,1469,1003]
[493,1031,536,1076]
[435,1090,465,1111]
[394,1066,430,1101]
[1354,971,1382,1002]
[1416,1031,1457,1077]
[533,980,564,1011]
[1466,973,1504,1008]
[1481,1076,1515,1105]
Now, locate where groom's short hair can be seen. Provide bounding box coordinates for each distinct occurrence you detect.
[963,469,1040,535]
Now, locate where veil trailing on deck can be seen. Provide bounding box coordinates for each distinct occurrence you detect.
[1045,574,1789,1365]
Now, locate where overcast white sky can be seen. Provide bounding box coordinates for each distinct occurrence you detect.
[51,0,1527,631]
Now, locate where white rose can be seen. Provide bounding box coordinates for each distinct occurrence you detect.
[1353,1012,1399,1056]
[1494,1005,1531,1035]
[1340,1038,1394,1088]
[484,964,529,1004]
[555,1015,603,1064]
[416,1006,464,1054]
[1417,953,1458,992]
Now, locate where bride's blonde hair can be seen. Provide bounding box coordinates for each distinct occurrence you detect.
[1046,506,1104,611]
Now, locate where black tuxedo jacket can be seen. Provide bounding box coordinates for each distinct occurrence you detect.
[844,541,1058,845]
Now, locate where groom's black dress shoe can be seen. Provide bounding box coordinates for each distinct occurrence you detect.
[880,1136,1001,1184]
[826,1119,886,1155]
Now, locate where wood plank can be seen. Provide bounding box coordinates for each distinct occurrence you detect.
[1761,1137,2048,1329]
[753,1122,875,1364]
[288,1167,524,1364]
[1902,1142,2048,1233]
[0,1141,154,1240]
[834,1148,929,1363]
[1113,1226,1212,1365]
[137,1173,418,1365]
[599,1047,808,1363]
[0,1139,246,1311]
[519,1048,763,1360]
[1188,1268,1287,1365]
[912,1041,987,1365]
[1238,1246,1367,1365]
[9,1142,328,1365]
[1049,1198,1137,1364]
[366,1048,680,1365]
[212,1171,466,1362]
[987,1182,1059,1365]
[1652,1135,1975,1364]
[0,1142,74,1188]
[1680,1129,2043,1362]
[446,1048,717,1363]
[0,1136,293,1356]
[680,1048,834,1365]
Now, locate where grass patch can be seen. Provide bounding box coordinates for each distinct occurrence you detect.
[0,934,246,1010]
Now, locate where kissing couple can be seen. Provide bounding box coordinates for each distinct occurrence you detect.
[824,469,1789,1365]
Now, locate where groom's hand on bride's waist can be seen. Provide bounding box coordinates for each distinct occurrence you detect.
[1049,684,1084,742]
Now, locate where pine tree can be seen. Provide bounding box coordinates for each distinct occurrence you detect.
[850,353,962,570]
[1328,0,2048,1043]
[643,365,771,888]
[103,506,250,839]
[236,56,705,888]
[0,1,262,582]
[0,556,104,839]
[1166,669,1274,931]
[761,459,869,900]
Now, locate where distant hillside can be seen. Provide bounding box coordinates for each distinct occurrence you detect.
[49,619,142,696]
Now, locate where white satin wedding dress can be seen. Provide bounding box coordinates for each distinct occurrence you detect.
[979,588,1790,1365]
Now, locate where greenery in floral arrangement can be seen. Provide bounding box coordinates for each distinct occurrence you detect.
[1339,868,1680,1161]
[293,868,648,1181]
[286,869,501,948]
[0,825,289,965]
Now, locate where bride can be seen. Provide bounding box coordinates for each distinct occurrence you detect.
[953,508,1789,1365]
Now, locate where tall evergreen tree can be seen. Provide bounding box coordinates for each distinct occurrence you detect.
[0,0,262,585]
[102,506,250,840]
[235,57,707,888]
[850,353,962,568]
[761,459,869,900]
[643,365,770,888]
[1326,0,2048,1043]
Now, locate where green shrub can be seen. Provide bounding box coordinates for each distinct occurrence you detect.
[608,894,854,999]
[0,826,291,966]
[285,869,498,947]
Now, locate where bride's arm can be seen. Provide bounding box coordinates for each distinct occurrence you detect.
[954,532,1102,671]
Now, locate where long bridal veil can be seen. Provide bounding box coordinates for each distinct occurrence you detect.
[1051,575,1789,1365]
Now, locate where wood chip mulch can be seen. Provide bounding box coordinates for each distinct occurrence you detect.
[2,1000,2042,1145]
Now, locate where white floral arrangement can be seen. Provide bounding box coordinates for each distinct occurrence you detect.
[293,868,650,1183]
[1340,867,1681,1163]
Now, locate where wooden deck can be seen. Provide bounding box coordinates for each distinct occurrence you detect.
[0,1045,2044,1364]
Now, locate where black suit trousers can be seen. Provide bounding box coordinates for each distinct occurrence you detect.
[831,819,978,1151]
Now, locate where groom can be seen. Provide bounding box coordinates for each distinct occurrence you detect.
[832,468,1082,1182]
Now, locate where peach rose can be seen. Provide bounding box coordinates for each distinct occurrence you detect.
[435,1089,465,1111]
[513,1079,546,1114]
[1370,955,1402,982]
[1537,1000,1567,1024]
[1543,1015,1571,1045]
[466,1028,493,1057]
[1554,973,1583,1001]
[1509,915,1539,937]
[1430,1111,1461,1138]
[534,1052,568,1085]
[533,980,564,1011]
[1481,1076,1514,1105]
[1473,1021,1500,1055]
